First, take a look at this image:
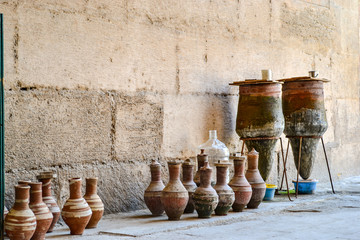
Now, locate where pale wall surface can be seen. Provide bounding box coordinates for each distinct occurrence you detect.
[1,0,359,213]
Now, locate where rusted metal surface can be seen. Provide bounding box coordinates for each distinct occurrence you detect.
[231,80,284,181]
[281,78,328,180]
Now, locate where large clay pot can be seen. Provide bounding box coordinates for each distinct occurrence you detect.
[28,182,53,240]
[84,178,104,229]
[61,178,92,235]
[214,162,235,215]
[161,161,189,220]
[37,171,60,233]
[194,149,207,186]
[229,154,252,212]
[281,78,328,179]
[5,185,37,240]
[182,159,197,213]
[193,161,218,218]
[245,149,266,209]
[144,159,165,216]
[231,81,284,181]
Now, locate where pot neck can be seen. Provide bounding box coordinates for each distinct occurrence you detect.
[200,168,212,188]
[14,185,30,210]
[85,178,98,195]
[69,178,82,199]
[150,165,162,182]
[234,159,246,176]
[216,166,228,185]
[182,165,194,182]
[40,178,52,197]
[168,163,181,182]
[29,183,43,204]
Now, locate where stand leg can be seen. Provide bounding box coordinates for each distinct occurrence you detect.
[321,137,335,194]
[241,140,245,155]
[295,137,302,198]
[280,140,290,190]
[280,138,292,201]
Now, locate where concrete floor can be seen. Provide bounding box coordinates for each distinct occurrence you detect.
[30,177,360,239]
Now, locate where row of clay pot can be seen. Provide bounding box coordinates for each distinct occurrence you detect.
[4,175,104,240]
[144,148,266,220]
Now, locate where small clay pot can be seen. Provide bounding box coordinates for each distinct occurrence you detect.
[61,178,92,235]
[229,154,252,212]
[182,159,197,213]
[5,185,37,240]
[194,149,207,186]
[245,149,266,209]
[29,182,53,240]
[193,161,218,218]
[84,178,104,228]
[214,162,235,216]
[161,161,189,220]
[37,171,60,233]
[144,159,165,216]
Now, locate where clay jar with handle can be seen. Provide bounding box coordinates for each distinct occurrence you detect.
[194,149,207,186]
[28,182,53,240]
[245,149,266,208]
[161,161,189,220]
[229,154,252,212]
[193,161,219,218]
[61,178,92,235]
[144,159,165,216]
[214,161,235,216]
[84,178,104,229]
[37,171,60,233]
[5,185,37,240]
[182,159,197,213]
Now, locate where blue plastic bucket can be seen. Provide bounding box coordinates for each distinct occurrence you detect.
[292,179,318,194]
[263,184,277,201]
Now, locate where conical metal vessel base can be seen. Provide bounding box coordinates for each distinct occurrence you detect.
[290,138,320,180]
[245,139,278,182]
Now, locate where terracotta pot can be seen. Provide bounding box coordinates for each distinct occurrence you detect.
[28,182,53,240]
[193,161,218,218]
[37,171,60,233]
[84,178,104,229]
[61,178,92,235]
[182,159,197,213]
[194,149,207,186]
[232,81,284,181]
[144,159,165,216]
[281,78,328,179]
[5,185,37,240]
[245,149,266,209]
[229,154,252,212]
[161,161,189,220]
[214,162,235,215]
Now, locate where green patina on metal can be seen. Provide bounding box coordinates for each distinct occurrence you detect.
[0,13,4,240]
[236,95,284,138]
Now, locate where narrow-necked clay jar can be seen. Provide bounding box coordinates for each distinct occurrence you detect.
[182,159,197,213]
[193,161,219,218]
[245,149,266,209]
[161,161,189,220]
[61,178,92,235]
[84,178,104,229]
[229,154,252,212]
[5,185,37,240]
[194,149,207,186]
[214,161,235,215]
[144,159,165,216]
[28,182,53,240]
[37,171,60,233]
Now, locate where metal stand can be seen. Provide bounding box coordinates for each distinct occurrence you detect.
[280,136,335,198]
[240,137,293,201]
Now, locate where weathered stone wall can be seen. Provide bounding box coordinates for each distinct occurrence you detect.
[1,0,359,213]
